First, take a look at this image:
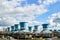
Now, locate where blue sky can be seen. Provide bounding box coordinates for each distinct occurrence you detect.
[0,0,60,26]
[20,0,60,22]
[0,0,60,31]
[35,0,60,22]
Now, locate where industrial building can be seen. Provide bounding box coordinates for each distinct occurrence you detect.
[5,17,60,34]
[1,21,60,38]
[6,22,43,33]
[4,22,60,35]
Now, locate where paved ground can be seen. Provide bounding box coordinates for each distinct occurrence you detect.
[46,37,60,40]
[52,37,60,40]
[0,37,17,40]
[18,38,60,40]
[0,38,8,40]
[0,37,60,40]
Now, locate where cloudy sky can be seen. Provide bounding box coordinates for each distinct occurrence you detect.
[0,0,60,28]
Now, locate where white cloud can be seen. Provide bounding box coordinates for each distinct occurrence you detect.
[0,0,49,26]
[0,0,59,27]
[38,0,42,4]
[48,12,60,26]
[0,16,18,26]
[43,0,58,5]
[38,0,58,5]
[28,21,41,26]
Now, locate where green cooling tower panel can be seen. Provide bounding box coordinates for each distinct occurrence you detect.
[7,27,10,31]
[11,26,14,31]
[15,24,18,31]
[34,25,38,30]
[20,22,26,27]
[28,27,32,31]
[20,22,27,30]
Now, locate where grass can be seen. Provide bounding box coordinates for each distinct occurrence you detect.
[19,37,46,40]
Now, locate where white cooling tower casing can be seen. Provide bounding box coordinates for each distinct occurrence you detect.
[33,25,43,33]
[7,27,11,32]
[38,25,43,33]
[47,26,60,32]
[24,22,29,32]
[20,22,29,32]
